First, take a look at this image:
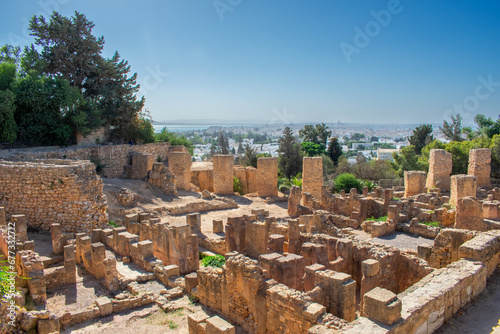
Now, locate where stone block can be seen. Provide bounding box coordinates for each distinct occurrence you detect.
[185,272,198,295]
[169,151,192,190]
[37,315,60,334]
[257,157,278,197]
[302,157,324,200]
[0,207,5,225]
[187,213,202,233]
[426,149,453,191]
[213,219,223,233]
[404,171,427,197]
[163,264,180,277]
[450,174,477,207]
[189,312,210,334]
[96,296,113,316]
[362,287,401,325]
[361,259,380,277]
[213,155,234,195]
[206,316,235,334]
[468,148,491,188]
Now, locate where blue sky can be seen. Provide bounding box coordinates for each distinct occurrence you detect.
[2,0,500,125]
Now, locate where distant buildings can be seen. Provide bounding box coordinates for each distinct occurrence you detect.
[377,148,399,161]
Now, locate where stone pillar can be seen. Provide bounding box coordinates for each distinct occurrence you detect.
[213,155,234,195]
[450,175,477,207]
[404,171,427,197]
[315,270,356,322]
[304,264,326,291]
[362,287,402,325]
[468,148,491,188]
[275,254,305,291]
[225,217,246,253]
[302,157,323,200]
[0,207,5,225]
[11,214,28,243]
[246,167,257,193]
[51,223,63,255]
[169,151,192,190]
[257,157,278,197]
[287,219,300,254]
[64,244,76,284]
[288,185,302,217]
[267,234,285,253]
[213,219,223,234]
[187,213,201,234]
[360,259,380,306]
[91,242,106,279]
[426,149,453,191]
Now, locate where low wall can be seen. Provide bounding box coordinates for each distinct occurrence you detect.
[0,160,108,232]
[0,143,170,178]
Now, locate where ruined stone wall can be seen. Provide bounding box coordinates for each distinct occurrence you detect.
[0,143,171,178]
[213,155,234,195]
[450,174,477,207]
[191,168,213,192]
[426,149,453,191]
[404,171,427,197]
[0,160,108,232]
[302,157,323,200]
[168,151,191,190]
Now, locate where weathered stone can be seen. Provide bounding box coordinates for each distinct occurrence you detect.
[362,287,401,325]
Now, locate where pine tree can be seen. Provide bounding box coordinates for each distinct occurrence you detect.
[409,124,434,154]
[278,127,302,178]
[440,114,463,142]
[327,137,342,166]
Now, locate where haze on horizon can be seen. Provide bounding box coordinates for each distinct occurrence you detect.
[2,0,500,126]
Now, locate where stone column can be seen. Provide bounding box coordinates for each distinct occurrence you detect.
[450,175,477,207]
[186,213,201,234]
[51,223,63,255]
[64,244,77,284]
[11,214,28,243]
[426,149,453,191]
[468,148,491,188]
[169,151,192,190]
[288,185,302,217]
[246,167,257,193]
[404,171,427,197]
[257,157,278,197]
[302,157,323,200]
[213,155,234,195]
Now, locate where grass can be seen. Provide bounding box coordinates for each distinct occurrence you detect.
[168,320,178,329]
[365,215,388,222]
[201,254,225,268]
[108,221,118,228]
[146,307,184,328]
[392,197,400,201]
[423,221,441,228]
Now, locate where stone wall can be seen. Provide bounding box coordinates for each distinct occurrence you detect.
[0,160,108,232]
[302,157,323,200]
[404,171,426,197]
[213,155,234,195]
[0,143,171,178]
[468,148,491,188]
[426,149,452,191]
[168,151,192,190]
[450,174,477,207]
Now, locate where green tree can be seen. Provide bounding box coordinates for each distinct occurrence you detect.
[327,137,342,166]
[334,173,362,193]
[217,131,229,154]
[390,146,426,178]
[241,144,257,168]
[301,142,326,157]
[278,127,302,178]
[0,62,17,143]
[409,124,434,154]
[474,114,500,138]
[440,114,463,142]
[299,123,331,145]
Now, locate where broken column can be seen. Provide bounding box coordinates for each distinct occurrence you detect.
[11,214,28,243]
[257,157,278,197]
[64,244,77,284]
[169,151,192,190]
[426,149,453,191]
[468,148,491,188]
[51,223,63,255]
[302,157,323,200]
[288,185,302,217]
[450,175,477,207]
[187,213,201,234]
[404,171,427,197]
[213,155,234,195]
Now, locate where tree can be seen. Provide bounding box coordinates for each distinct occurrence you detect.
[334,173,362,193]
[241,144,257,168]
[474,114,500,138]
[301,142,326,157]
[0,62,17,143]
[217,131,229,154]
[390,146,426,178]
[299,123,331,146]
[409,124,434,154]
[327,137,342,166]
[278,127,302,178]
[237,142,244,154]
[440,114,463,142]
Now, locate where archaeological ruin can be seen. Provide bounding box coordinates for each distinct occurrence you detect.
[1,144,500,333]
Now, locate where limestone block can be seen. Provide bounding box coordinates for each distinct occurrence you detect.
[302,157,324,200]
[246,166,257,193]
[189,312,210,334]
[185,272,198,295]
[11,214,28,243]
[267,234,285,253]
[163,264,180,277]
[361,259,380,277]
[288,185,302,217]
[468,148,491,188]
[304,264,326,291]
[206,316,235,334]
[455,196,485,231]
[450,175,477,207]
[131,154,155,180]
[51,223,63,255]
[95,296,113,316]
[426,149,453,191]
[169,151,192,190]
[187,213,201,233]
[213,219,223,234]
[404,171,427,197]
[37,315,60,334]
[257,157,278,197]
[362,287,401,325]
[213,155,234,195]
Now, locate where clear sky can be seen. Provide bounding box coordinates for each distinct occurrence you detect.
[2,0,500,125]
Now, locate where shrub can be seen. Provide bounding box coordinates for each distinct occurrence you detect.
[365,215,388,221]
[201,255,225,268]
[233,176,243,194]
[334,173,362,193]
[423,221,441,227]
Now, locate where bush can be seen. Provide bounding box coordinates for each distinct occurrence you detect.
[233,176,243,194]
[334,173,362,193]
[201,255,225,268]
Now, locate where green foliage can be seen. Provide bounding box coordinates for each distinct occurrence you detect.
[334,173,362,193]
[423,221,441,227]
[108,221,118,228]
[390,146,426,178]
[361,179,375,192]
[278,175,302,194]
[89,157,106,174]
[0,260,14,298]
[475,114,500,138]
[301,142,326,157]
[490,135,500,177]
[440,114,464,142]
[409,124,434,154]
[365,215,388,221]
[233,176,243,194]
[201,255,225,268]
[327,137,342,166]
[241,144,257,168]
[335,156,396,181]
[278,127,302,178]
[154,127,194,154]
[299,123,331,145]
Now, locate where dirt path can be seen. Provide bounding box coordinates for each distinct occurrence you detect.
[436,267,500,334]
